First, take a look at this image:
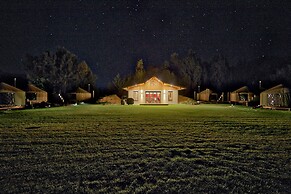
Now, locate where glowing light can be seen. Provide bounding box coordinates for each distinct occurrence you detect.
[140,90,144,100]
[163,92,166,102]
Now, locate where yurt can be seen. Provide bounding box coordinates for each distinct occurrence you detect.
[68,87,91,103]
[0,82,26,107]
[26,84,48,104]
[260,84,290,107]
[230,86,254,104]
[197,88,218,102]
[98,94,121,105]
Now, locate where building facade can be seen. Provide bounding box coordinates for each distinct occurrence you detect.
[0,82,26,107]
[230,86,254,104]
[26,84,48,104]
[123,77,185,105]
[260,84,290,107]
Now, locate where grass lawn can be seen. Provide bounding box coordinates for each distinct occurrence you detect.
[0,104,291,193]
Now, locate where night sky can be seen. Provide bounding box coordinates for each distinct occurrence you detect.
[1,0,291,87]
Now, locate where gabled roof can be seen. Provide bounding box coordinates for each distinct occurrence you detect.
[145,76,163,84]
[261,84,289,94]
[27,84,47,92]
[232,86,250,93]
[73,87,90,93]
[0,82,24,92]
[199,88,214,94]
[123,76,185,91]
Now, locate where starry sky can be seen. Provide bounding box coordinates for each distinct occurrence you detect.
[1,0,291,87]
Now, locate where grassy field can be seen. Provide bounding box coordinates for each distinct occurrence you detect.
[0,104,291,193]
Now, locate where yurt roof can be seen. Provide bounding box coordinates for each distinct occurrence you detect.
[232,86,250,93]
[74,87,90,93]
[261,84,289,94]
[27,84,47,93]
[199,88,213,94]
[0,82,24,92]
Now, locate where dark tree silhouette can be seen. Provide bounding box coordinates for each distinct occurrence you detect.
[169,50,202,96]
[134,59,146,83]
[112,73,126,97]
[111,50,291,98]
[209,54,230,92]
[23,47,96,95]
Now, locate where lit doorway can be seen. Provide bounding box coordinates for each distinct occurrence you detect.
[145,91,161,103]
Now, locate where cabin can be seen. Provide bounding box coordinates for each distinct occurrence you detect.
[197,88,218,102]
[230,86,254,105]
[0,82,26,107]
[67,87,91,103]
[26,84,48,104]
[123,76,185,105]
[260,84,290,108]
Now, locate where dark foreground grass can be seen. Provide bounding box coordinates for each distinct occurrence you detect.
[0,104,291,193]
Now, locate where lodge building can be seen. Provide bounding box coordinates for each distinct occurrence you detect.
[123,76,185,105]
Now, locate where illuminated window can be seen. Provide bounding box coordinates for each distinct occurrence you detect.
[168,91,173,101]
[133,91,138,101]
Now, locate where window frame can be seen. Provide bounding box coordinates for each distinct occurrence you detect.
[168,91,173,101]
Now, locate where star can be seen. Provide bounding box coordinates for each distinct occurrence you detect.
[1,0,291,88]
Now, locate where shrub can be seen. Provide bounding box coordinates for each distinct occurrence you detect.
[126,98,134,105]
